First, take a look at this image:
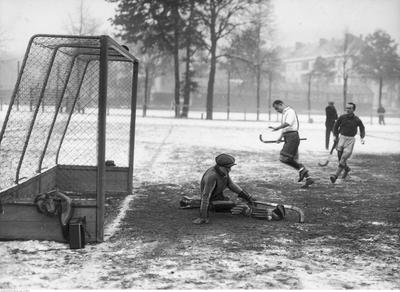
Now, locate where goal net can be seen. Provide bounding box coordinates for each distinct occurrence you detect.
[0,35,138,197]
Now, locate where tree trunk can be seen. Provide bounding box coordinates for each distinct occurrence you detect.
[255,22,261,121]
[378,76,383,107]
[206,2,217,120]
[268,73,272,121]
[206,49,216,120]
[342,33,349,112]
[143,66,149,117]
[256,65,261,121]
[307,74,312,122]
[181,46,191,118]
[173,7,180,118]
[343,74,348,111]
[181,1,195,118]
[227,70,231,120]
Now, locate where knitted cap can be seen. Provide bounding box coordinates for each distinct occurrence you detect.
[215,153,236,167]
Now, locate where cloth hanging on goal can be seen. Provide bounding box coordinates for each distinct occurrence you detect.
[34,190,73,239]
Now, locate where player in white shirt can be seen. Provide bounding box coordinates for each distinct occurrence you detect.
[270,100,314,188]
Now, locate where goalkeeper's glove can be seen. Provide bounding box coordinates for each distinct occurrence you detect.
[231,204,252,216]
[238,190,256,203]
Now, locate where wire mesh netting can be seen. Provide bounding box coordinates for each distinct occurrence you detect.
[0,35,136,195]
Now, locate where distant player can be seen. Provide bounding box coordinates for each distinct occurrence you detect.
[377,105,386,125]
[325,101,338,150]
[270,100,314,188]
[330,102,365,183]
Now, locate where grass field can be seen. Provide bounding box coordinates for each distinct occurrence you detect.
[1,114,399,289]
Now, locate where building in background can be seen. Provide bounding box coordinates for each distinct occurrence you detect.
[279,36,375,114]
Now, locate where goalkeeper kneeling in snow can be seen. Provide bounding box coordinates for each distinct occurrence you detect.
[186,153,285,224]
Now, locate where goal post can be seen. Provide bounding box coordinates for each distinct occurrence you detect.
[0,34,139,243]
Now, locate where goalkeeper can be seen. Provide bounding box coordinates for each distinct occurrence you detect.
[189,153,285,224]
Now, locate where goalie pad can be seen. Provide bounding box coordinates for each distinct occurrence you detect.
[250,206,272,220]
[231,205,273,220]
[179,196,201,209]
[179,196,235,212]
[249,205,286,221]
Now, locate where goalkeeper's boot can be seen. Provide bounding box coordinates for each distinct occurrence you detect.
[330,174,338,183]
[342,166,351,179]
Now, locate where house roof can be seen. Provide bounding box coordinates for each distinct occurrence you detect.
[280,34,363,61]
[276,82,373,95]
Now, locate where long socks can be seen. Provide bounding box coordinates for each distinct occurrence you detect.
[283,160,301,170]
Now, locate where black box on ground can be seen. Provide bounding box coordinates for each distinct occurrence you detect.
[69,217,86,249]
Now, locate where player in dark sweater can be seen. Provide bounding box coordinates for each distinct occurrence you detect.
[325,101,338,150]
[330,102,365,183]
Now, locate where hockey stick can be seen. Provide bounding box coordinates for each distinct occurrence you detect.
[252,201,305,223]
[259,134,307,143]
[318,138,338,167]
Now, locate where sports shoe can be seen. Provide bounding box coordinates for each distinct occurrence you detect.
[301,177,314,188]
[298,168,308,182]
[330,175,337,183]
[342,166,351,179]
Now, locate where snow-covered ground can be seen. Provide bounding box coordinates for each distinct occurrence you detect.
[1,110,399,289]
[136,112,400,154]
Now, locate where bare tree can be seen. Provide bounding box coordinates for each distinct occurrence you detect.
[108,0,193,118]
[337,32,363,111]
[64,0,102,36]
[140,49,171,117]
[356,30,400,108]
[200,0,251,120]
[223,0,279,121]
[180,0,205,118]
[305,56,335,122]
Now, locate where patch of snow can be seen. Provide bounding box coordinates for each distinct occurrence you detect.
[104,194,135,240]
[1,113,399,289]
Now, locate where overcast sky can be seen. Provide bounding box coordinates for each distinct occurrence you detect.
[0,0,399,57]
[273,0,400,46]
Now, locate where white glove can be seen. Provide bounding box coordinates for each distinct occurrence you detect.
[231,204,252,216]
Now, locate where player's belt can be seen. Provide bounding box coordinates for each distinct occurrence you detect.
[283,130,298,135]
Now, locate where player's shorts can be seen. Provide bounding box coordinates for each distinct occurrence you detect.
[280,131,300,162]
[336,135,355,154]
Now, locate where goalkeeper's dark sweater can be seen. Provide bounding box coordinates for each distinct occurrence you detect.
[199,165,242,219]
[333,113,365,138]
